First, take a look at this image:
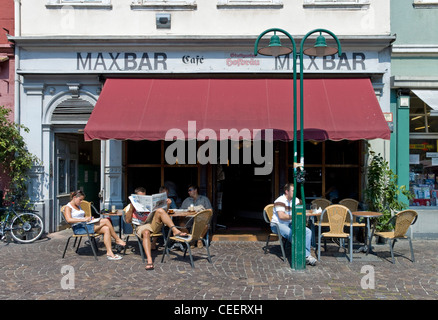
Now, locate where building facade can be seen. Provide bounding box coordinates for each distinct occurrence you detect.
[12,0,393,233]
[390,0,438,238]
[0,0,15,194]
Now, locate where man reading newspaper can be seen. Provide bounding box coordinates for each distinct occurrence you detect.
[124,187,188,271]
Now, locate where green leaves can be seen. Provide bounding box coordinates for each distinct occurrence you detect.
[0,106,40,207]
[365,150,413,232]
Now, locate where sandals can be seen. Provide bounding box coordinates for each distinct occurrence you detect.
[115,240,126,247]
[171,226,189,238]
[145,263,155,271]
[107,254,123,261]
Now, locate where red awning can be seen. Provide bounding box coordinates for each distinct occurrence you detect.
[84,78,390,141]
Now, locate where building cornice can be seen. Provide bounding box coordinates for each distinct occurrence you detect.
[391,76,438,89]
[392,44,438,57]
[8,34,396,51]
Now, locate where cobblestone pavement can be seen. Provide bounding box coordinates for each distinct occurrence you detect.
[0,229,437,302]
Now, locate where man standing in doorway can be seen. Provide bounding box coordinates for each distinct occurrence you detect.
[271,183,317,266]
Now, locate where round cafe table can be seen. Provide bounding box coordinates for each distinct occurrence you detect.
[352,211,383,255]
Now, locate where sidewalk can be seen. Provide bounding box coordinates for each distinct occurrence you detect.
[0,229,437,300]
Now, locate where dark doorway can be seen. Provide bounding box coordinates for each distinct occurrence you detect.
[218,162,272,230]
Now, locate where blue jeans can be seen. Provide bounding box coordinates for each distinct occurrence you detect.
[271,223,312,257]
[72,223,95,235]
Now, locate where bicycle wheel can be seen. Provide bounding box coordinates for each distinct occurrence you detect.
[10,212,44,243]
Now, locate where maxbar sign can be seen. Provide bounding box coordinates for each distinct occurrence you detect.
[19,49,382,74]
[77,52,168,71]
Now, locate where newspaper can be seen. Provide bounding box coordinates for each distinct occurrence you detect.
[128,192,168,214]
[86,217,101,225]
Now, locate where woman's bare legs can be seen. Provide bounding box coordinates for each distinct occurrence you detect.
[95,218,125,258]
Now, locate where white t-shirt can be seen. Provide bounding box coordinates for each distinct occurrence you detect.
[272,194,300,226]
[67,203,85,226]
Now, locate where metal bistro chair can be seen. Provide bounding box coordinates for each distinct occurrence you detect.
[161,209,213,268]
[79,200,100,219]
[339,198,365,228]
[262,204,287,262]
[312,198,332,227]
[61,205,100,260]
[373,210,418,264]
[318,204,354,263]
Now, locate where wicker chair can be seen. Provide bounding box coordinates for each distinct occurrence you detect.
[161,209,213,268]
[78,200,100,218]
[312,198,332,227]
[373,210,418,264]
[339,198,365,228]
[318,204,354,262]
[61,205,100,260]
[262,204,287,262]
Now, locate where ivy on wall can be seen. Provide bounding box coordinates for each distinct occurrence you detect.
[0,105,40,207]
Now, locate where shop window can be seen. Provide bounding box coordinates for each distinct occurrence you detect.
[325,140,359,164]
[69,160,77,193]
[127,140,162,165]
[58,158,67,194]
[164,167,199,207]
[300,141,322,165]
[287,140,361,203]
[409,92,438,133]
[409,90,438,207]
[125,140,201,203]
[126,167,162,196]
[409,138,438,207]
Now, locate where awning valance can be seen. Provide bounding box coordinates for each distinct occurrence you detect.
[84,78,390,141]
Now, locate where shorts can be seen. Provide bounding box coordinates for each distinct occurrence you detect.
[135,210,163,238]
[72,223,95,235]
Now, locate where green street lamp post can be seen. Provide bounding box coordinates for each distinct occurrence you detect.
[254,28,342,270]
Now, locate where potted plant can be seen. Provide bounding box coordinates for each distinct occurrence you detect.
[364,150,413,240]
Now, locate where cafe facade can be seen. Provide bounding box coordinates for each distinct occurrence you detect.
[11,36,394,233]
[12,1,394,233]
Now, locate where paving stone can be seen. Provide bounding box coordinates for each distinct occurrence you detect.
[0,230,438,302]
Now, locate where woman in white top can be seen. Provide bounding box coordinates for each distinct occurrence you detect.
[64,190,126,260]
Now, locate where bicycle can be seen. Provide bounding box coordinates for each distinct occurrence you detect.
[0,197,44,244]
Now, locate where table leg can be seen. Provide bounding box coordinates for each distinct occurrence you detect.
[118,216,122,238]
[353,217,370,254]
[309,217,316,249]
[366,218,377,255]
